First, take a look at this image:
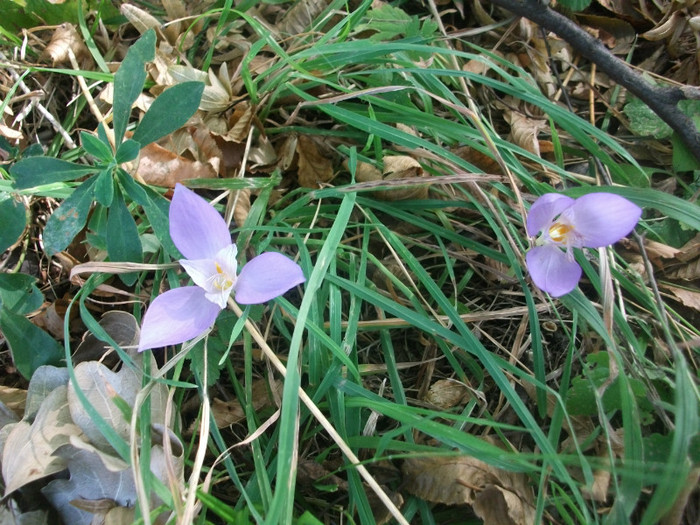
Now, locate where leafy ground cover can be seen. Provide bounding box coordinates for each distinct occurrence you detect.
[0,1,699,524]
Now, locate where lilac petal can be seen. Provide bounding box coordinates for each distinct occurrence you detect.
[527,193,575,237]
[563,193,642,248]
[138,286,221,351]
[526,245,582,297]
[169,184,232,260]
[234,252,306,305]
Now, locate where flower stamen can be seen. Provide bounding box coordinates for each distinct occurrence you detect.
[549,222,573,243]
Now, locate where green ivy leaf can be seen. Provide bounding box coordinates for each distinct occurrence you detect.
[11,157,97,190]
[0,309,63,379]
[112,29,156,145]
[132,82,204,147]
[0,192,26,253]
[43,175,97,255]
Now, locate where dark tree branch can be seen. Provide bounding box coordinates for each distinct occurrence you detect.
[489,0,700,163]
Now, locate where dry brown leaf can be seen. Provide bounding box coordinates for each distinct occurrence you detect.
[277,0,328,36]
[43,23,90,65]
[134,142,217,187]
[402,453,535,525]
[424,379,469,409]
[120,3,162,34]
[210,379,282,428]
[353,156,428,200]
[232,188,251,227]
[296,135,334,188]
[676,233,700,263]
[662,285,700,312]
[504,110,547,157]
[227,102,255,143]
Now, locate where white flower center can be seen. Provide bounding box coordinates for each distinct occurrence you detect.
[548,222,573,244]
[211,261,235,291]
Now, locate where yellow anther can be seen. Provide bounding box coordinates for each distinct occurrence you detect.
[549,222,573,243]
[215,262,224,274]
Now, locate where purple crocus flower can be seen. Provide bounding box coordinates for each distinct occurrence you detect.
[138,184,305,351]
[525,192,641,297]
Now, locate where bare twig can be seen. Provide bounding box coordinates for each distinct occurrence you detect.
[488,0,700,162]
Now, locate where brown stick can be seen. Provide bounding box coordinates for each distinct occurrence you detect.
[489,0,700,163]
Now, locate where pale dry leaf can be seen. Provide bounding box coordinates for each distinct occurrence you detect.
[135,142,217,187]
[662,285,700,312]
[232,188,251,228]
[68,357,171,452]
[296,135,334,188]
[41,443,136,525]
[666,258,700,281]
[0,123,23,141]
[352,159,382,182]
[277,135,298,171]
[676,233,700,263]
[375,156,428,201]
[424,379,469,409]
[44,23,90,65]
[504,110,547,156]
[0,386,26,417]
[24,366,70,421]
[210,379,282,429]
[120,3,162,34]
[73,311,140,366]
[277,0,327,36]
[226,102,254,143]
[2,386,84,495]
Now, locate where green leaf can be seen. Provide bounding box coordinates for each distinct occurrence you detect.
[624,97,673,139]
[0,273,44,314]
[671,132,700,172]
[0,309,63,380]
[112,29,156,144]
[131,81,205,147]
[80,131,114,162]
[11,157,98,189]
[0,192,26,252]
[43,175,97,255]
[106,185,143,285]
[93,169,115,207]
[556,0,592,11]
[115,139,140,164]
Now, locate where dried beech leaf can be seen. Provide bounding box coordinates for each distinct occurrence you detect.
[2,386,83,495]
[233,188,251,228]
[353,160,383,182]
[227,102,255,143]
[504,110,547,156]
[296,135,334,188]
[666,258,700,281]
[371,156,428,201]
[135,142,217,187]
[662,285,700,312]
[210,379,282,428]
[402,453,535,525]
[278,0,328,36]
[424,379,469,409]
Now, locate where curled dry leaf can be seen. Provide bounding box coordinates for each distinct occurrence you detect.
[424,379,469,409]
[504,109,547,157]
[2,386,84,496]
[353,155,428,200]
[296,135,334,188]
[43,23,90,66]
[210,379,282,429]
[402,453,535,525]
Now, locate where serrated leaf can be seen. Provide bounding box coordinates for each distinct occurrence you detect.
[112,29,156,144]
[81,131,114,162]
[0,192,26,252]
[43,176,97,255]
[0,309,64,379]
[106,186,142,285]
[0,273,44,314]
[11,157,97,190]
[131,81,204,147]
